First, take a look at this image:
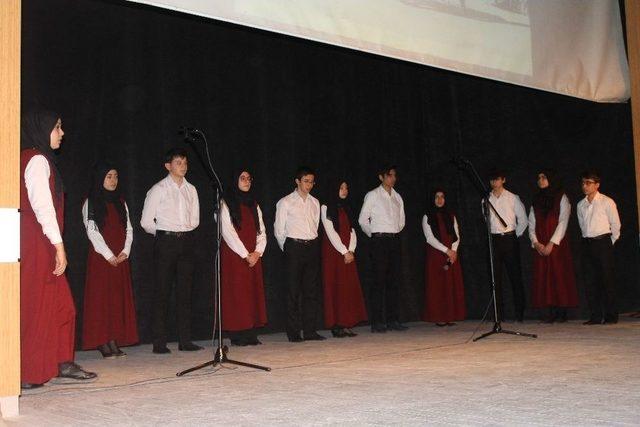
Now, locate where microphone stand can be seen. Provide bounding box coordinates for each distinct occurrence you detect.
[454,157,537,342]
[177,129,270,376]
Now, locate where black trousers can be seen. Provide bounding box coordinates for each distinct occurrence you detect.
[284,238,321,334]
[152,231,195,346]
[581,236,617,322]
[370,234,401,325]
[491,233,525,321]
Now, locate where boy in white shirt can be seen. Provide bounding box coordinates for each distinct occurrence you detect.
[274,166,325,342]
[486,169,528,322]
[577,170,621,325]
[141,147,202,353]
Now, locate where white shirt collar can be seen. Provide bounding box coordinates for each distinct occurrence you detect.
[165,174,188,189]
[491,188,510,199]
[292,189,313,202]
[584,191,601,204]
[377,184,396,198]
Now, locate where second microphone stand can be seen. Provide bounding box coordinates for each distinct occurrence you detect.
[177,129,270,376]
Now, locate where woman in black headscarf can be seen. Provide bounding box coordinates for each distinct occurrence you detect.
[421,188,466,326]
[219,169,268,346]
[82,162,138,358]
[321,179,367,337]
[528,169,578,322]
[20,110,96,388]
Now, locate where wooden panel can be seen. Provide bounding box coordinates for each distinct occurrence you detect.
[0,0,21,401]
[626,0,640,230]
[0,264,20,400]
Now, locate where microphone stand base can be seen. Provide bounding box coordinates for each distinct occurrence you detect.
[176,345,271,377]
[473,321,537,342]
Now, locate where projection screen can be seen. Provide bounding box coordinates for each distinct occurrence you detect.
[128,0,630,103]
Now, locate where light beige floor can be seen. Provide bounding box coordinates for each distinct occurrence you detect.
[6,318,640,426]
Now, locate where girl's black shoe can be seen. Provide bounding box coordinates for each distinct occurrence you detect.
[331,328,348,338]
[108,340,126,357]
[98,344,115,359]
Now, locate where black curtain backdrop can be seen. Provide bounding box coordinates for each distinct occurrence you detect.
[22,0,639,345]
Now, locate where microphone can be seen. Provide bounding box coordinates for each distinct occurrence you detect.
[178,126,201,141]
[450,156,470,168]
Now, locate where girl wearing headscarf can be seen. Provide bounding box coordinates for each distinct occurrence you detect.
[421,189,465,326]
[321,180,367,337]
[20,110,96,388]
[82,163,138,357]
[528,169,578,322]
[220,169,267,346]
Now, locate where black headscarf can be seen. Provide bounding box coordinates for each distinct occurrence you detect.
[532,168,563,216]
[324,178,356,233]
[224,169,260,233]
[86,162,127,232]
[425,188,458,244]
[21,110,65,196]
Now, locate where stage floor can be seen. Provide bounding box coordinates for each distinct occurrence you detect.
[8,318,640,426]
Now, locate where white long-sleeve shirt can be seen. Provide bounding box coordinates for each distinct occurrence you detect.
[274,190,320,250]
[321,205,357,255]
[358,185,405,237]
[486,189,528,237]
[576,191,621,244]
[220,200,267,259]
[24,154,62,245]
[528,194,570,247]
[82,199,133,260]
[421,214,460,254]
[140,174,199,235]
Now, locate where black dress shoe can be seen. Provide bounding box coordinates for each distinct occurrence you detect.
[555,309,568,323]
[446,322,456,326]
[245,332,262,345]
[178,342,204,351]
[387,321,409,331]
[541,315,556,324]
[331,328,348,338]
[604,314,619,324]
[152,345,171,354]
[248,337,262,345]
[58,362,97,380]
[371,323,387,333]
[21,382,44,390]
[583,319,602,325]
[97,344,115,359]
[555,310,568,323]
[287,332,303,343]
[304,331,326,341]
[113,348,126,357]
[107,340,126,357]
[231,338,250,346]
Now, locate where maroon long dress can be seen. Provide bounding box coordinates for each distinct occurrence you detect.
[322,208,368,328]
[220,204,267,331]
[422,213,466,323]
[531,194,579,308]
[82,202,138,349]
[20,149,76,384]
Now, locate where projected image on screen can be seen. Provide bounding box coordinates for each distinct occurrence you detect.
[128,0,629,102]
[231,0,532,76]
[401,0,528,24]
